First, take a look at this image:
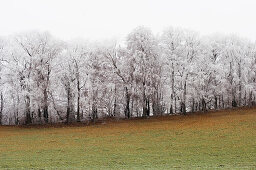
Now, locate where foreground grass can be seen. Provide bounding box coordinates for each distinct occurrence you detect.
[0,108,256,169]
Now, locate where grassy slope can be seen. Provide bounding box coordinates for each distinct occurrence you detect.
[0,108,255,169]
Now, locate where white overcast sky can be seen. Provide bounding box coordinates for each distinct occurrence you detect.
[0,0,256,41]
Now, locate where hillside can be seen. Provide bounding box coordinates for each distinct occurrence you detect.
[0,108,256,169]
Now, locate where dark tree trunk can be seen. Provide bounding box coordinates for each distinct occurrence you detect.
[214,96,218,110]
[218,96,221,109]
[113,97,117,117]
[25,95,32,124]
[222,95,224,108]
[76,77,81,122]
[0,92,3,125]
[228,96,230,108]
[232,100,237,107]
[15,95,20,125]
[171,66,175,114]
[66,107,70,124]
[174,97,176,114]
[146,98,150,116]
[66,85,71,124]
[112,85,117,117]
[253,95,256,106]
[170,105,173,114]
[66,79,75,123]
[43,88,48,123]
[238,62,242,106]
[180,102,186,115]
[142,85,147,117]
[77,88,80,122]
[38,108,41,118]
[92,104,97,122]
[153,89,164,116]
[182,80,187,115]
[38,107,42,123]
[43,65,51,123]
[232,98,237,107]
[249,91,253,106]
[124,87,130,119]
[131,96,134,118]
[75,61,81,122]
[244,90,247,106]
[191,98,195,113]
[202,98,207,112]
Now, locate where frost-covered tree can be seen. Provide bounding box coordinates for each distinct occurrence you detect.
[0,27,255,125]
[127,26,163,116]
[160,28,202,114]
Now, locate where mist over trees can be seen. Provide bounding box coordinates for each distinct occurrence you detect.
[0,27,256,125]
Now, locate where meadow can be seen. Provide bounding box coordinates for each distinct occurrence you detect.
[0,108,255,169]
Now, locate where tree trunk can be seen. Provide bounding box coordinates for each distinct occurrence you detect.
[180,102,186,115]
[74,61,81,122]
[66,85,71,123]
[222,95,224,109]
[228,96,230,108]
[170,105,173,114]
[124,87,130,119]
[77,85,80,122]
[25,95,32,124]
[38,107,41,123]
[15,95,20,125]
[214,96,218,110]
[244,90,247,106]
[92,103,97,122]
[182,80,187,115]
[43,88,48,123]
[202,98,207,112]
[238,62,242,106]
[218,95,221,109]
[191,98,195,113]
[0,92,3,125]
[146,98,150,116]
[131,95,134,118]
[66,107,70,124]
[232,100,237,107]
[174,97,176,114]
[142,84,147,117]
[113,97,117,117]
[170,66,175,114]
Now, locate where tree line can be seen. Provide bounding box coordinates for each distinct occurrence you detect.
[0,26,255,125]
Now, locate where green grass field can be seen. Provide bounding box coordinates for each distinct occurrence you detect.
[0,108,256,169]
